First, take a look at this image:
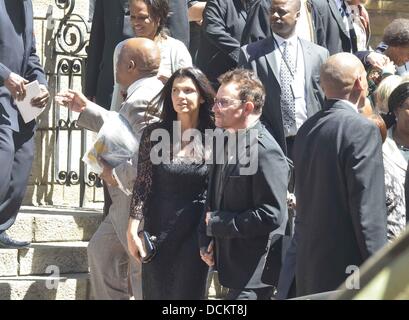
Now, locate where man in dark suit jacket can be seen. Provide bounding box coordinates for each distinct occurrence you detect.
[85,0,133,109]
[241,0,318,45]
[0,0,49,248]
[196,0,255,87]
[167,0,190,48]
[294,53,387,296]
[239,0,328,156]
[187,0,207,63]
[311,0,358,54]
[199,69,289,300]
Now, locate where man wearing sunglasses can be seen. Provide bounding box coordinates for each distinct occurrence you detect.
[199,69,289,300]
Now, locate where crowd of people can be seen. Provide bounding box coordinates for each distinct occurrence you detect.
[1,0,409,300]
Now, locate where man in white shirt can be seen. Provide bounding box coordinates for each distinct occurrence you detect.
[239,0,329,299]
[239,0,329,158]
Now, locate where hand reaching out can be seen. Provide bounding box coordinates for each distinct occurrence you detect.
[55,89,88,113]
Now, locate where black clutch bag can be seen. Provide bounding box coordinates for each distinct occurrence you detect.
[138,230,157,263]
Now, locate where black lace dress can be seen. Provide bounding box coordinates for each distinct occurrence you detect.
[130,123,209,300]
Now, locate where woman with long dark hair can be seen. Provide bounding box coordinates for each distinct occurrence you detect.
[127,67,215,300]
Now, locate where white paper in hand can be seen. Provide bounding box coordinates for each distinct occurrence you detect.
[15,80,44,123]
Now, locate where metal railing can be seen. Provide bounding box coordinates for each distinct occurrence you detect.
[34,0,101,207]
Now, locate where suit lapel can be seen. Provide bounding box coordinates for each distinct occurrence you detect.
[215,131,239,208]
[216,123,261,208]
[328,0,350,39]
[301,39,311,85]
[300,39,315,117]
[217,163,237,208]
[263,38,280,83]
[207,164,217,210]
[208,129,227,209]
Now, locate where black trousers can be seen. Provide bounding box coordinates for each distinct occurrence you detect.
[225,286,274,300]
[285,136,296,162]
[102,183,112,218]
[0,126,35,232]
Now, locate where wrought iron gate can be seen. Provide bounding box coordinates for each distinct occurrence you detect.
[35,0,101,207]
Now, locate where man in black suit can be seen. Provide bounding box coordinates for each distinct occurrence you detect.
[168,0,190,48]
[196,0,257,87]
[239,0,328,157]
[0,0,49,248]
[294,53,387,296]
[187,0,206,63]
[85,0,133,110]
[311,0,358,54]
[200,69,289,300]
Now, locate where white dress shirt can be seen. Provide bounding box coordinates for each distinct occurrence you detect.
[273,33,307,137]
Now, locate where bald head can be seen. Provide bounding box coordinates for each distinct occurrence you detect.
[320,53,368,103]
[119,38,160,76]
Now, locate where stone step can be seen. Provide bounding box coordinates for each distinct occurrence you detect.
[0,250,18,277]
[0,273,89,300]
[0,241,89,277]
[7,206,103,243]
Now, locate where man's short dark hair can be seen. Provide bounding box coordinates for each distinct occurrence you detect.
[383,19,409,47]
[218,69,266,113]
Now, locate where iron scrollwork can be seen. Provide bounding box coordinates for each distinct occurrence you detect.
[54,0,90,56]
[87,172,103,188]
[52,0,100,206]
[55,57,83,187]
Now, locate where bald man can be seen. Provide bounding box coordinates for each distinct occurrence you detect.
[57,38,164,299]
[293,53,387,297]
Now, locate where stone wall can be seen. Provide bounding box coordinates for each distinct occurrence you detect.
[366,0,409,48]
